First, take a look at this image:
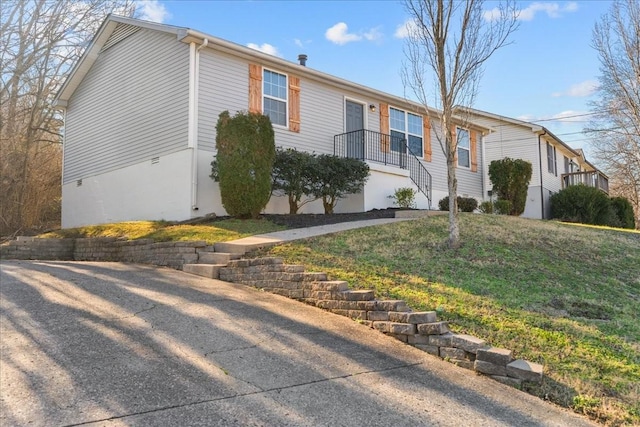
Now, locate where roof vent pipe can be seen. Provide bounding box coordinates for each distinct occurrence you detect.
[298,54,307,66]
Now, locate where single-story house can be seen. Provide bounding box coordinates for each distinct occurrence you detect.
[54,15,490,228]
[462,108,609,219]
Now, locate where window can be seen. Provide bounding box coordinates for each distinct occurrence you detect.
[546,142,557,175]
[263,69,287,126]
[457,127,470,168]
[564,155,570,174]
[389,107,423,155]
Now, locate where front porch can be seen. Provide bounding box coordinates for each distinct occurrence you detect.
[561,171,609,194]
[334,129,433,208]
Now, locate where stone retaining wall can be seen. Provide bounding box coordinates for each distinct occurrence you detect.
[1,237,212,269]
[220,256,543,386]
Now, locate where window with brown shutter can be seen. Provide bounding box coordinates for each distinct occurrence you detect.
[423,117,432,161]
[379,102,390,152]
[470,130,478,172]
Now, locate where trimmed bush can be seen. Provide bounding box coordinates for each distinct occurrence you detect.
[272,148,317,214]
[389,187,417,209]
[310,155,369,214]
[438,196,478,212]
[550,185,612,226]
[488,158,533,216]
[214,111,275,219]
[610,196,636,229]
[494,199,512,215]
[479,201,494,214]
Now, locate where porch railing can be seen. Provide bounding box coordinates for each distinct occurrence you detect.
[561,171,609,194]
[334,129,432,208]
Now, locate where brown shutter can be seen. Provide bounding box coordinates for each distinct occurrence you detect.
[248,63,262,114]
[423,116,432,161]
[288,75,300,132]
[379,102,390,152]
[470,130,478,172]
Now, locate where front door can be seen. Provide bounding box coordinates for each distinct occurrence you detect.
[345,100,364,159]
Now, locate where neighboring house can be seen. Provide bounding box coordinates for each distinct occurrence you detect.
[463,108,609,219]
[54,15,489,228]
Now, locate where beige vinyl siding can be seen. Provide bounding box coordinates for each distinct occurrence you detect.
[63,27,189,184]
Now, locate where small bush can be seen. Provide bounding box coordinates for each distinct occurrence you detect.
[494,199,512,215]
[438,196,478,212]
[550,185,614,226]
[388,187,417,209]
[610,196,636,229]
[310,155,370,214]
[478,201,494,214]
[488,158,533,215]
[272,148,318,214]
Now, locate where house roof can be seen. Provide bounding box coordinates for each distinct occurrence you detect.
[54,15,490,133]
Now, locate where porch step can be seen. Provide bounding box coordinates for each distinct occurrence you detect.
[183,264,226,279]
[198,252,242,264]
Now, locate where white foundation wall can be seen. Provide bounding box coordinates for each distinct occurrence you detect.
[62,150,192,228]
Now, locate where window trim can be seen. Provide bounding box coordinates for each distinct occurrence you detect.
[389,106,423,157]
[546,142,557,176]
[262,67,288,129]
[456,126,471,169]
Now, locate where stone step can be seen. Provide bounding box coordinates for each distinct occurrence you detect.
[198,252,242,265]
[336,290,375,301]
[183,264,226,279]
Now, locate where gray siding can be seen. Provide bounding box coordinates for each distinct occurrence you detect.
[197,49,382,155]
[64,27,190,183]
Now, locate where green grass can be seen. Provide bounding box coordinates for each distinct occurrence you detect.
[258,214,640,426]
[39,219,285,244]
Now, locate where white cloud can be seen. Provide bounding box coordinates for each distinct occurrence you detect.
[394,19,418,39]
[294,38,304,48]
[364,26,382,41]
[552,80,598,97]
[137,0,170,23]
[247,43,282,57]
[517,2,579,21]
[483,8,504,22]
[325,22,362,45]
[516,114,537,122]
[551,110,588,122]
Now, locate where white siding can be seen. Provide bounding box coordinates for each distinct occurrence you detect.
[63,27,190,184]
[62,150,192,228]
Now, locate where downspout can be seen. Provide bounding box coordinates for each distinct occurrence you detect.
[538,130,547,219]
[188,38,209,212]
[481,131,487,201]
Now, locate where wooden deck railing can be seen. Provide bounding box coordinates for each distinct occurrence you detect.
[561,171,609,194]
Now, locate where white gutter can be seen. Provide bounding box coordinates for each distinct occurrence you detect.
[481,131,488,201]
[187,38,209,212]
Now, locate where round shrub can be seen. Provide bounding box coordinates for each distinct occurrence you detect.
[610,196,636,229]
[488,158,533,215]
[438,196,477,212]
[494,199,512,215]
[550,185,612,226]
[478,201,494,214]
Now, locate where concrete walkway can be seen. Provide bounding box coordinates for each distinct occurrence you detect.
[0,260,595,426]
[215,217,414,254]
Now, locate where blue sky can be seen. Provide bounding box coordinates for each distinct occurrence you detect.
[136,0,613,157]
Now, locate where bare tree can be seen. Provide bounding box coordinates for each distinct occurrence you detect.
[401,0,518,248]
[588,0,640,226]
[0,0,136,237]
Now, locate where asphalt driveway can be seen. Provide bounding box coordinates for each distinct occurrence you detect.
[0,261,594,426]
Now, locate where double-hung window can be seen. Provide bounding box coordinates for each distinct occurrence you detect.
[263,69,287,127]
[547,142,557,175]
[389,107,423,156]
[457,127,470,168]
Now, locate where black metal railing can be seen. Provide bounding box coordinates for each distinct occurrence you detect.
[561,171,609,194]
[334,129,432,207]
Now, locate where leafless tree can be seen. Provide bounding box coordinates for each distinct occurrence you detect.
[588,0,640,226]
[0,0,135,237]
[401,0,518,248]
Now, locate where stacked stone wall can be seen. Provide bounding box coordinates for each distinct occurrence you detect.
[220,257,543,386]
[1,237,210,269]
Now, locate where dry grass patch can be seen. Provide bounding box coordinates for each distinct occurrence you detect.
[260,214,640,426]
[40,219,285,244]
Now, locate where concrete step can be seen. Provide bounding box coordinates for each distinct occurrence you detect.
[198,252,242,265]
[183,264,226,279]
